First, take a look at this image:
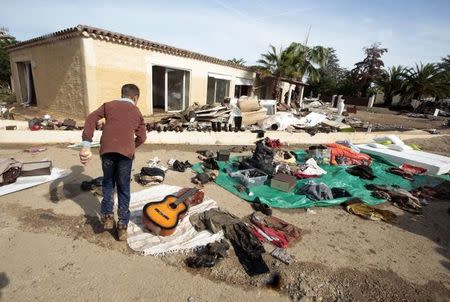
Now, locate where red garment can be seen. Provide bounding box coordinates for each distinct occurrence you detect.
[326,143,372,166]
[265,137,283,148]
[291,171,319,179]
[82,100,147,159]
[400,163,427,175]
[251,223,289,248]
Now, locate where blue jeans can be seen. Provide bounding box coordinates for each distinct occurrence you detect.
[101,153,133,225]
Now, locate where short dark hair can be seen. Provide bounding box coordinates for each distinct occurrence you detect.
[121,84,140,98]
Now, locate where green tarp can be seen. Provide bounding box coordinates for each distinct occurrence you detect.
[192,151,448,209]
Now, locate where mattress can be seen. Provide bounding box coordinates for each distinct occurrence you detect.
[357,144,450,175]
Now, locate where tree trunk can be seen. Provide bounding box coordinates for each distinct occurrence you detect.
[383,93,393,106]
[272,77,281,102]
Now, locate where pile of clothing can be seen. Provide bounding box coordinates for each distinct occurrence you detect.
[327,143,372,166]
[346,165,376,180]
[189,208,302,275]
[137,158,168,186]
[298,180,351,201]
[386,163,427,181]
[365,184,423,214]
[345,198,396,222]
[0,158,22,187]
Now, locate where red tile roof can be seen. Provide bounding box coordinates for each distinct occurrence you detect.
[7,25,253,71]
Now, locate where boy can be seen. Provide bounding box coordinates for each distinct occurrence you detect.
[79,84,147,241]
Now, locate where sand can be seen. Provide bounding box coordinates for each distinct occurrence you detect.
[0,137,449,302]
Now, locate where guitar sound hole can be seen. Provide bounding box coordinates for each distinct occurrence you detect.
[169,203,177,209]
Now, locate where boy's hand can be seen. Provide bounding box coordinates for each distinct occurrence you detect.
[79,147,92,165]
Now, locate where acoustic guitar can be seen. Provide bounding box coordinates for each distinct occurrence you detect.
[142,188,204,236]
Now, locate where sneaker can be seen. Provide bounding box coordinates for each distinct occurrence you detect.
[101,214,115,231]
[117,224,128,241]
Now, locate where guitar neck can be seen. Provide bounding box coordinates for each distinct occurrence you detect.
[173,188,198,206]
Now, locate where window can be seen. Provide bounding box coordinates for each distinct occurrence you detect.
[206,74,231,104]
[152,66,190,112]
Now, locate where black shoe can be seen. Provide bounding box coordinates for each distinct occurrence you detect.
[252,202,272,216]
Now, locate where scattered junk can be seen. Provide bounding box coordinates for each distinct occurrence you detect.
[27,116,82,131]
[142,95,366,136]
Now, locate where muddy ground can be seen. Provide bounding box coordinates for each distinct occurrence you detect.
[0,135,449,301]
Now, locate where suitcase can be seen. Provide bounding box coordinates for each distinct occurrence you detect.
[20,161,52,177]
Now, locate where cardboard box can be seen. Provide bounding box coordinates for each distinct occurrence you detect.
[217,150,230,161]
[271,173,297,192]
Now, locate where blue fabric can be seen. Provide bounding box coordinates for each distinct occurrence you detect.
[82,141,91,148]
[101,152,133,225]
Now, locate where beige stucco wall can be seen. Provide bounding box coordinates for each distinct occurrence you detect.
[83,38,255,115]
[9,37,85,116]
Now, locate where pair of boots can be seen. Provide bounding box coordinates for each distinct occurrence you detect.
[101,214,127,241]
[233,116,244,132]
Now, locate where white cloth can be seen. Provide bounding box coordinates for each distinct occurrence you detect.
[126,184,224,256]
[300,158,327,176]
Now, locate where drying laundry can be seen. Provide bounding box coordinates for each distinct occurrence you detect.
[190,208,269,276]
[387,167,414,181]
[327,143,372,166]
[298,180,333,201]
[294,158,327,179]
[331,188,352,198]
[366,184,422,214]
[138,167,165,186]
[345,198,396,222]
[346,165,376,180]
[399,163,427,175]
[249,212,301,248]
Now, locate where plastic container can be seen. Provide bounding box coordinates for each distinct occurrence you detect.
[229,168,268,188]
[259,99,277,115]
[306,147,330,165]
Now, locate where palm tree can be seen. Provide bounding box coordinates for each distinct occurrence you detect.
[403,63,450,101]
[257,43,328,101]
[256,45,295,100]
[374,65,407,106]
[289,43,329,82]
[228,58,246,66]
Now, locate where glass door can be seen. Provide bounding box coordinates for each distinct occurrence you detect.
[165,68,189,111]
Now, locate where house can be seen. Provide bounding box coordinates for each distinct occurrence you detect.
[7,25,256,116]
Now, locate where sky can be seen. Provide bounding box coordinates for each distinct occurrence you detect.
[1,0,450,69]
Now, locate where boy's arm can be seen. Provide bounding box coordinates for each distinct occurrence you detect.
[80,104,106,165]
[134,114,147,148]
[82,104,106,146]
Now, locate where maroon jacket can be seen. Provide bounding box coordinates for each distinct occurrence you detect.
[82,100,147,159]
